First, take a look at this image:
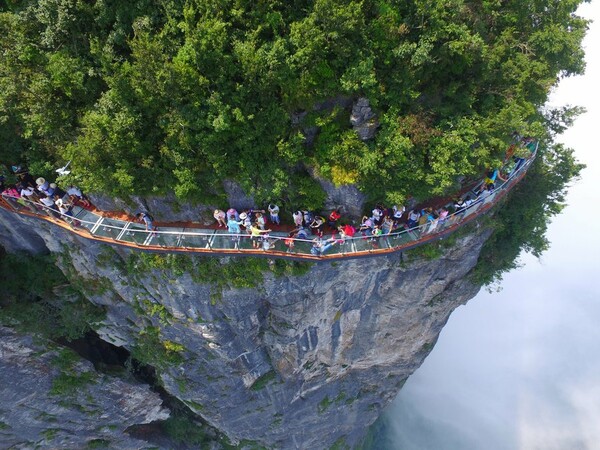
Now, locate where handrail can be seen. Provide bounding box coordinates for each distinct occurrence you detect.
[0,148,536,261]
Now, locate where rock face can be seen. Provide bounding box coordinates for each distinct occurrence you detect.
[0,327,169,449]
[0,206,490,448]
[88,192,217,224]
[310,169,367,218]
[350,97,379,141]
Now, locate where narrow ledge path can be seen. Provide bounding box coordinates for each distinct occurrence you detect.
[0,156,535,262]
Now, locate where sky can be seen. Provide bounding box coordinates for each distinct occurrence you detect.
[376,1,600,449]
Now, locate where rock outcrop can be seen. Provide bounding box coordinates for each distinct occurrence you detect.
[0,206,490,448]
[0,327,169,449]
[350,97,379,141]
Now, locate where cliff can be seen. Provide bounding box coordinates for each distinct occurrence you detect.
[0,206,490,449]
[0,326,169,449]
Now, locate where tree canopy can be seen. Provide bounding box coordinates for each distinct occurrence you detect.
[0,0,589,207]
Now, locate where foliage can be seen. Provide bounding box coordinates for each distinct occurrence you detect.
[318,395,333,413]
[86,439,111,449]
[161,416,212,447]
[0,249,106,341]
[0,0,588,208]
[249,370,277,391]
[130,326,185,370]
[472,141,584,285]
[50,348,96,396]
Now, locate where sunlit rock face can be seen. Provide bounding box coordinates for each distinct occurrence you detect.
[0,207,490,449]
[0,327,169,449]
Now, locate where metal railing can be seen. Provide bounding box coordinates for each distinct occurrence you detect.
[0,146,536,261]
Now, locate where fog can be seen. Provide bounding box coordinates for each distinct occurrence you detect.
[376,1,600,449]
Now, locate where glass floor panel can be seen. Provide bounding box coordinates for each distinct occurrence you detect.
[72,208,102,231]
[119,223,151,245]
[237,234,260,250]
[153,227,186,248]
[387,230,418,247]
[211,233,239,250]
[352,235,383,252]
[284,239,313,256]
[94,218,126,239]
[178,229,213,249]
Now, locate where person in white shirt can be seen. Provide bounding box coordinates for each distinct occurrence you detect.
[268,204,280,225]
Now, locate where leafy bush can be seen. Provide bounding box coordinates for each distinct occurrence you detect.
[0,250,105,341]
[0,0,588,208]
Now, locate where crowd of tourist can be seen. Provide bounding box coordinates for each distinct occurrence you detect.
[1,135,535,256]
[206,135,536,255]
[0,166,91,226]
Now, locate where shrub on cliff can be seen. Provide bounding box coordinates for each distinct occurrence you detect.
[0,0,588,206]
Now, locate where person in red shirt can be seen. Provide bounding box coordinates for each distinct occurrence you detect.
[327,208,341,230]
[338,224,356,241]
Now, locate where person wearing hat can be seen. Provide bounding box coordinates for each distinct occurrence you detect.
[226,207,239,221]
[240,212,252,231]
[36,177,50,195]
[55,197,80,226]
[55,197,73,217]
[213,209,226,227]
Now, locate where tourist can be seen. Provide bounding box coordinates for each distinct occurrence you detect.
[2,184,21,209]
[310,215,325,236]
[382,216,394,235]
[338,224,356,241]
[255,212,266,230]
[302,210,314,227]
[406,209,420,228]
[464,195,475,208]
[454,198,466,213]
[359,216,374,236]
[14,168,35,188]
[227,215,243,240]
[393,205,405,224]
[478,183,494,200]
[239,212,252,232]
[55,198,79,226]
[268,203,280,225]
[437,207,449,225]
[250,222,271,249]
[227,207,239,221]
[371,206,383,225]
[213,209,227,227]
[35,177,50,195]
[136,212,158,236]
[293,226,309,240]
[67,185,91,208]
[18,182,39,211]
[38,194,59,218]
[310,237,337,256]
[261,233,274,251]
[293,210,303,227]
[327,208,341,230]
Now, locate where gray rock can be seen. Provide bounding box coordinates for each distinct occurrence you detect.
[0,209,492,449]
[0,207,49,254]
[309,168,367,219]
[223,180,256,211]
[0,327,169,449]
[350,97,379,141]
[88,192,215,224]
